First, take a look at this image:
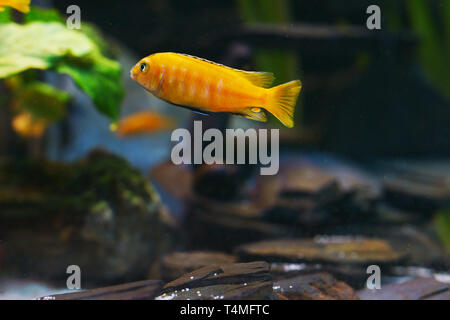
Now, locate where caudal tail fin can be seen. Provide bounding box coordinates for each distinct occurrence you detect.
[266,80,302,128]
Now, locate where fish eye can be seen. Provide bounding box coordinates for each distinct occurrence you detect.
[140,62,149,73]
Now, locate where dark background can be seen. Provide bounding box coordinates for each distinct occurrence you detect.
[50,0,450,159]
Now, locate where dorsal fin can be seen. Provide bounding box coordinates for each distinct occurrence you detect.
[177,53,275,88]
[236,71,275,88]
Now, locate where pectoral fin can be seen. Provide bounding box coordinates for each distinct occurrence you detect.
[171,103,211,116]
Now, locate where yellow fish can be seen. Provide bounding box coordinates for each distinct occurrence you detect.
[0,0,30,13]
[130,52,301,128]
[113,110,175,137]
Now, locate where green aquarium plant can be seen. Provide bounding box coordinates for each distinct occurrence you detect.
[406,0,450,100]
[385,0,450,100]
[434,208,450,253]
[236,0,302,127]
[0,5,124,138]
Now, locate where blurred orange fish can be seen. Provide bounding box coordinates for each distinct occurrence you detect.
[113,110,175,137]
[0,0,30,13]
[12,112,48,138]
[131,52,301,128]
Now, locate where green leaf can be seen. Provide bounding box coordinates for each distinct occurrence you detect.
[406,0,450,99]
[434,208,450,252]
[24,6,63,23]
[0,22,123,120]
[0,22,93,77]
[55,53,123,120]
[0,7,12,24]
[13,82,70,121]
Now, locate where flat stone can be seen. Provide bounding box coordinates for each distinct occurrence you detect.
[236,236,403,265]
[274,272,359,300]
[358,277,450,300]
[193,164,244,201]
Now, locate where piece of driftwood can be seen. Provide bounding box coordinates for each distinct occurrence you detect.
[156,261,272,300]
[358,277,450,300]
[38,280,163,300]
[161,251,237,281]
[274,272,359,300]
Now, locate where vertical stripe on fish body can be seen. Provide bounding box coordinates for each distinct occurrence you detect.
[131,52,302,128]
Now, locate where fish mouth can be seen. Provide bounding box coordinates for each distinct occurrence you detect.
[130,68,136,80]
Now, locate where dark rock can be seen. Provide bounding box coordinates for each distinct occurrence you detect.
[261,198,332,227]
[280,166,339,200]
[253,174,282,209]
[186,197,288,251]
[156,261,273,300]
[0,150,170,285]
[274,272,359,300]
[150,161,193,200]
[185,161,383,251]
[382,167,450,214]
[259,164,377,228]
[374,202,425,224]
[193,164,246,201]
[381,226,450,270]
[358,277,450,300]
[38,280,163,300]
[161,251,237,281]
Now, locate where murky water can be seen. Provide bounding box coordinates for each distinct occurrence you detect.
[0,0,449,301]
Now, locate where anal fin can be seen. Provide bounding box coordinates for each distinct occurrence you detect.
[236,108,268,123]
